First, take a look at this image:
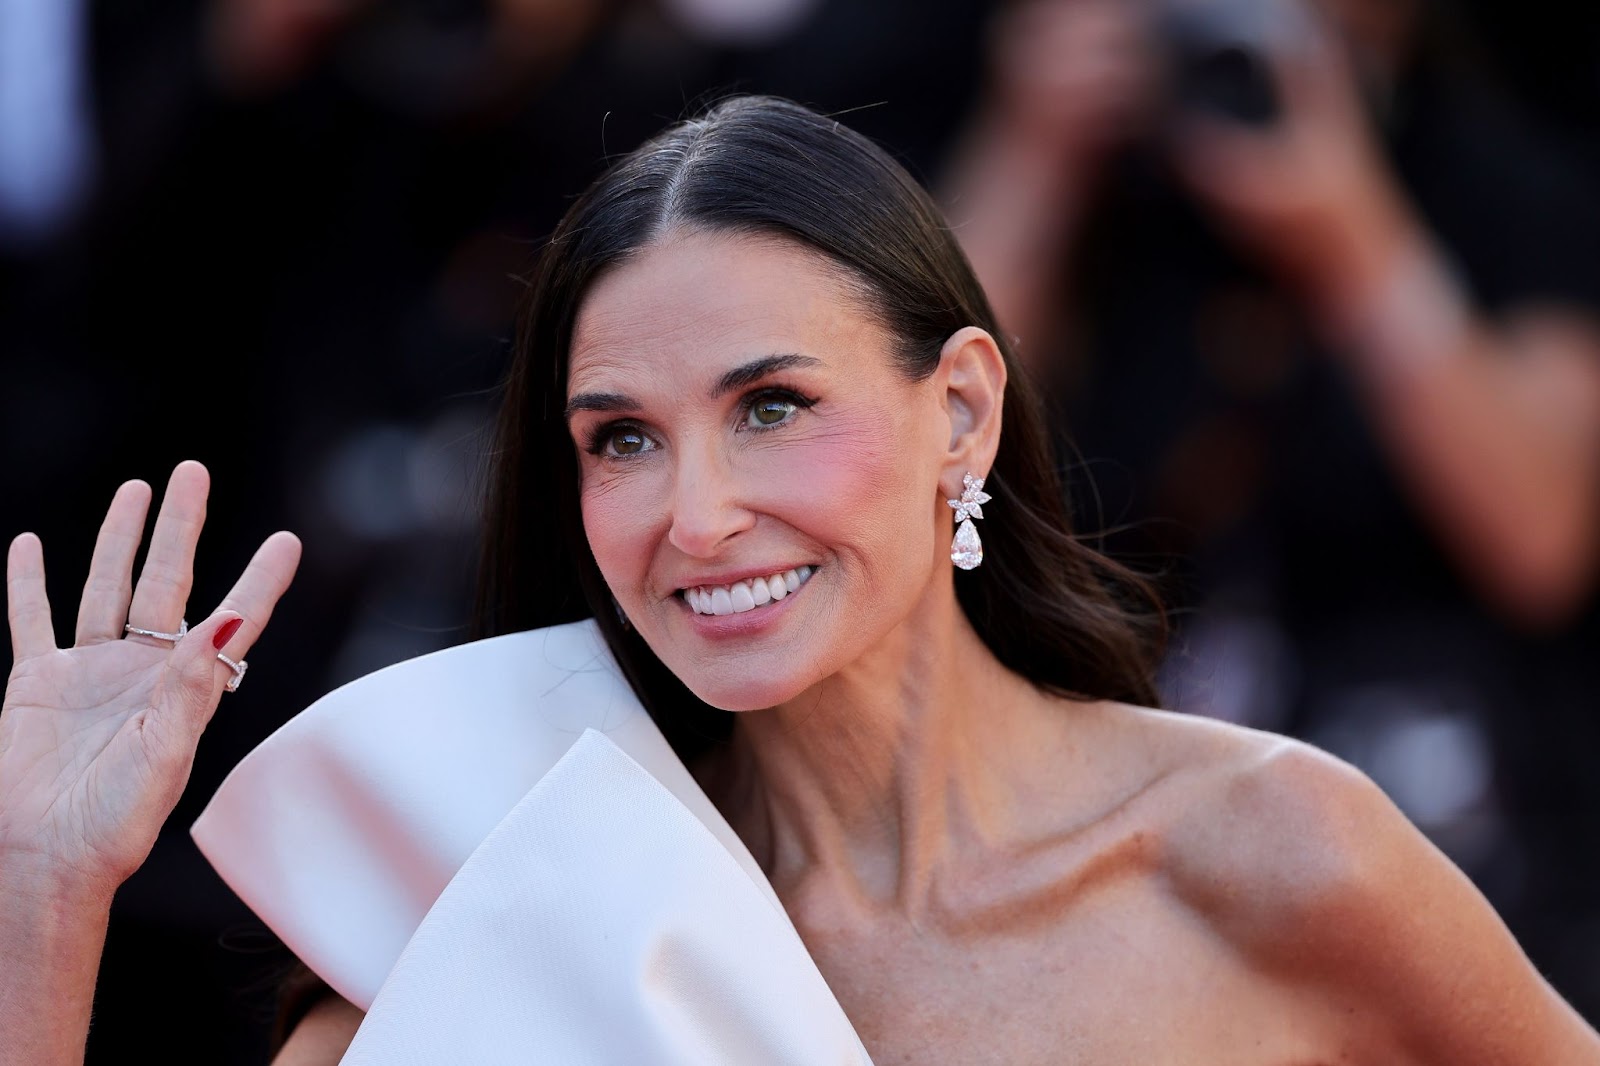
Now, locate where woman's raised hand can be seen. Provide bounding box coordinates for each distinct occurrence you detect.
[1,461,301,900]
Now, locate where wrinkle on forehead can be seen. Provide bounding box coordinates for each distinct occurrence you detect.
[566,229,890,398]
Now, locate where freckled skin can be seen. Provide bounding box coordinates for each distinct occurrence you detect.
[562,232,1596,1065]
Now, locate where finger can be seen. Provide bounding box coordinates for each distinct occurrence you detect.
[206,531,302,705]
[1269,47,1344,126]
[127,461,210,635]
[75,480,154,646]
[150,611,247,756]
[6,533,56,659]
[1263,4,1360,123]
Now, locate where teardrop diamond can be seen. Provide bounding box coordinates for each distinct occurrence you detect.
[951,517,983,570]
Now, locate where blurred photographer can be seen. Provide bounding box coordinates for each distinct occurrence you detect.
[946,0,1600,1016]
[950,0,1600,628]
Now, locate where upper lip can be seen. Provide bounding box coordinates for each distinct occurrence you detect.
[672,564,814,592]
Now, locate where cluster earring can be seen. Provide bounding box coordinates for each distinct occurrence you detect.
[947,471,992,570]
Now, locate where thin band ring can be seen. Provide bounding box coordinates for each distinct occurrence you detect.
[125,619,188,643]
[216,651,248,693]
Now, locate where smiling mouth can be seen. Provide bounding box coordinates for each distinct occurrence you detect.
[681,566,816,616]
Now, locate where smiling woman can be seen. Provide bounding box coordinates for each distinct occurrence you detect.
[3,96,1598,1066]
[479,95,1166,755]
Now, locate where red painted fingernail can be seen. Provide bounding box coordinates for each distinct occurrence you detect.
[213,618,244,649]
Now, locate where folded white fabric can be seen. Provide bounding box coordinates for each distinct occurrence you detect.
[191,620,871,1064]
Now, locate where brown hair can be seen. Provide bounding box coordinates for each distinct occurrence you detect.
[475,95,1167,759]
[273,96,1168,1047]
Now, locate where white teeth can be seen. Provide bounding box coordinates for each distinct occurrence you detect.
[684,566,815,615]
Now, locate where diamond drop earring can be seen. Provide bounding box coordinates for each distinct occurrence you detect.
[947,472,992,571]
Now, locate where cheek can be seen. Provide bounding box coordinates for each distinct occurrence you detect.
[772,408,938,574]
[579,466,663,590]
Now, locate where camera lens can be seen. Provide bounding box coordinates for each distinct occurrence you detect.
[1176,43,1280,125]
[1159,0,1289,126]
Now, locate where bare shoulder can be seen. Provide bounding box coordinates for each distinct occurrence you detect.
[1059,700,1389,941]
[1126,708,1395,944]
[1119,704,1467,952]
[1100,703,1599,1062]
[271,993,365,1066]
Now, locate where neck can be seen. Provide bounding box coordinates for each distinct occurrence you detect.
[711,575,1053,913]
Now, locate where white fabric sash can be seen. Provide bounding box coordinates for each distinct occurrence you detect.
[191,621,871,1064]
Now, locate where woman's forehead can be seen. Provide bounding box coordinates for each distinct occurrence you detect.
[567,231,885,394]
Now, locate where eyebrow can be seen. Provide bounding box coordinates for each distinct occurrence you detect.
[565,353,823,420]
[563,391,635,418]
[711,352,822,397]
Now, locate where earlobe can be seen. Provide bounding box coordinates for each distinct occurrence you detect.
[938,326,1007,478]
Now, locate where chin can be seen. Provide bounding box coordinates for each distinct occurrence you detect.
[678,668,815,714]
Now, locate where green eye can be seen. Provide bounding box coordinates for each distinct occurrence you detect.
[748,398,796,428]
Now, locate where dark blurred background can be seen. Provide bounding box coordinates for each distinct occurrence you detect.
[1,0,1597,1059]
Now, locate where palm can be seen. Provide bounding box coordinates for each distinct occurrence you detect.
[1,463,300,891]
[3,645,183,878]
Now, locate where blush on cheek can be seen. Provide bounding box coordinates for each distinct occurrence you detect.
[771,410,936,593]
[579,473,656,595]
[794,408,929,518]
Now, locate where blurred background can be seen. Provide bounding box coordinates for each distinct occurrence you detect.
[1,0,1597,1058]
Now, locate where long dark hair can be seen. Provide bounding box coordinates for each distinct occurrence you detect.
[476,95,1166,760]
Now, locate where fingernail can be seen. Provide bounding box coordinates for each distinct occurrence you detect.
[213,617,244,649]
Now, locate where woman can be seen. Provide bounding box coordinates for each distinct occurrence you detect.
[3,96,1596,1064]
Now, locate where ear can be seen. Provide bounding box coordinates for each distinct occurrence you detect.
[936,326,1007,496]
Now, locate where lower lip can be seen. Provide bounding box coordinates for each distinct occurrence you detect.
[680,575,811,638]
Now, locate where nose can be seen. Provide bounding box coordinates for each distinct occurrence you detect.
[666,444,756,558]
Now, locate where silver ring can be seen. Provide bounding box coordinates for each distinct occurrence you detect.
[216,651,248,693]
[125,619,188,643]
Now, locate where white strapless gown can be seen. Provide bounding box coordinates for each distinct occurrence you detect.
[191,621,873,1064]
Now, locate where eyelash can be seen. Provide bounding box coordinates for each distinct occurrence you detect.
[582,386,819,459]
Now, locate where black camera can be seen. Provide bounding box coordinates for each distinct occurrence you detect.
[1157,0,1308,125]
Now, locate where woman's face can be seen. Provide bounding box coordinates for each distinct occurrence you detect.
[565,230,952,711]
